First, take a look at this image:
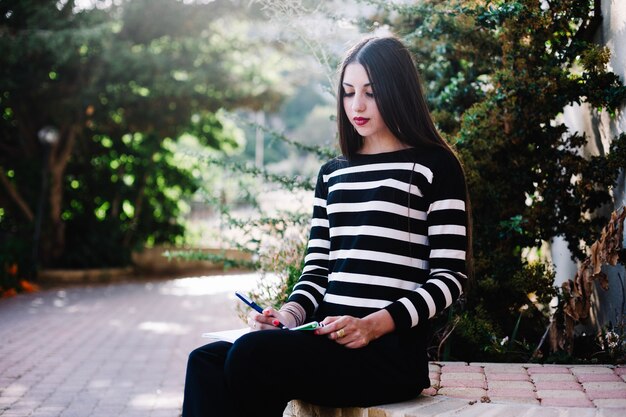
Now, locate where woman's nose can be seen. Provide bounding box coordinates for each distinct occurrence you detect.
[352,95,365,112]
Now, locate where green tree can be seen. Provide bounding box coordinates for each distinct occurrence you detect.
[168,0,625,362]
[0,0,285,277]
[364,0,626,361]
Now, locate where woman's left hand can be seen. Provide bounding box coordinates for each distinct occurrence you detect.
[316,310,395,349]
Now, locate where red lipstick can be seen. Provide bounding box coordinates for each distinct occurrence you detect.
[353,117,369,126]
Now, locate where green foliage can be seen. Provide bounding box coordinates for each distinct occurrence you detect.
[541,313,626,365]
[62,133,200,266]
[363,0,626,362]
[233,112,337,162]
[435,262,557,362]
[237,81,336,166]
[451,305,501,361]
[192,152,317,193]
[189,0,625,360]
[0,0,287,270]
[237,218,308,319]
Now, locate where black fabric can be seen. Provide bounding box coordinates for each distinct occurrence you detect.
[182,328,429,417]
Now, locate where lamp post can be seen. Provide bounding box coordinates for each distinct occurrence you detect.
[32,126,60,279]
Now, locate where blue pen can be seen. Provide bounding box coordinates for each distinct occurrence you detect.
[235,291,287,329]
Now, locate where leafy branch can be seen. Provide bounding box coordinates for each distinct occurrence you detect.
[178,146,316,192]
[224,111,338,160]
[253,0,339,90]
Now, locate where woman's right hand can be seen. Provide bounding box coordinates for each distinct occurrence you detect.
[247,307,293,331]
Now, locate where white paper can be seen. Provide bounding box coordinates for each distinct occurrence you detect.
[201,327,250,343]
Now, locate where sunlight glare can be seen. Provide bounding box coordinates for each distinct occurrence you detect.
[138,321,190,335]
[159,273,263,296]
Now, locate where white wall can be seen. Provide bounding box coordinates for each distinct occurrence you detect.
[550,0,626,331]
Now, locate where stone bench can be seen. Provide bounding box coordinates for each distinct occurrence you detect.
[285,395,476,417]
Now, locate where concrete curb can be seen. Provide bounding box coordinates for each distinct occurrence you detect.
[38,267,135,283]
[36,246,253,285]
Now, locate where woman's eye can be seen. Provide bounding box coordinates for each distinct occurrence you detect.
[344,92,355,97]
[366,92,374,98]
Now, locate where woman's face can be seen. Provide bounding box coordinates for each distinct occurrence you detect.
[342,63,393,143]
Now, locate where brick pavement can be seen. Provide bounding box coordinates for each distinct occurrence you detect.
[0,273,255,417]
[429,362,626,408]
[1,273,625,417]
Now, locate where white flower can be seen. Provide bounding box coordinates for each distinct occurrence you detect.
[605,331,620,350]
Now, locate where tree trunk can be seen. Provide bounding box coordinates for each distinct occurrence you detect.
[0,166,34,222]
[42,126,77,265]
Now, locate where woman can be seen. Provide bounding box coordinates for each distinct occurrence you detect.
[182,35,470,417]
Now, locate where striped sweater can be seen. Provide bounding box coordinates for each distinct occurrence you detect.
[287,146,468,330]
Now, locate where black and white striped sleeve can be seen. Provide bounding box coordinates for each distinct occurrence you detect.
[385,153,468,329]
[286,167,330,318]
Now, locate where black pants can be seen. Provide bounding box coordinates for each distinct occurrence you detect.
[182,329,429,417]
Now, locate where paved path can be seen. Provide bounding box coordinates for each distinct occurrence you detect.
[0,273,254,417]
[1,273,625,417]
